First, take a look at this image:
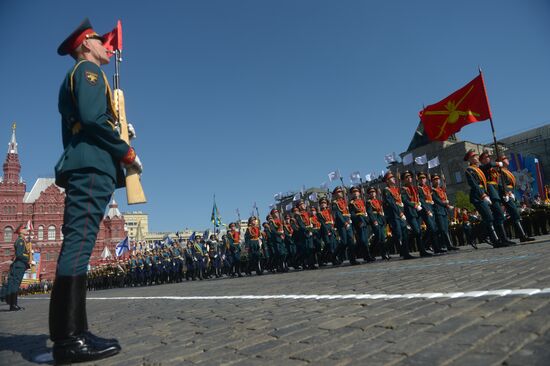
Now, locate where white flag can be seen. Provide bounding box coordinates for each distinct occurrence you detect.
[428,156,440,169]
[384,152,396,164]
[101,246,112,259]
[269,203,275,209]
[308,192,318,201]
[292,193,301,201]
[350,171,361,183]
[273,192,282,200]
[402,153,413,166]
[365,173,372,182]
[328,171,340,182]
[285,203,293,211]
[415,154,428,165]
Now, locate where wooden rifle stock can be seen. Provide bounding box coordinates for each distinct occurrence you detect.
[114,89,147,204]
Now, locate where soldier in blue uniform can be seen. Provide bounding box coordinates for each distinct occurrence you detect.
[4,224,30,311]
[51,18,143,363]
[382,172,416,260]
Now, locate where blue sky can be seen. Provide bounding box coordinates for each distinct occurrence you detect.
[1,0,549,231]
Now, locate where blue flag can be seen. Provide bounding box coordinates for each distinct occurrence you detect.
[115,236,129,257]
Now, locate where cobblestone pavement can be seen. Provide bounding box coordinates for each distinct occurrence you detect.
[2,237,550,366]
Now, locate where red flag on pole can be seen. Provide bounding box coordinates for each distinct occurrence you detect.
[419,74,492,141]
[102,20,122,54]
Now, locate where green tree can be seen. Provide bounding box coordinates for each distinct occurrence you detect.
[454,190,474,212]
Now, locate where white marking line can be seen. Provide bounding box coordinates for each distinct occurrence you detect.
[23,288,550,302]
[22,288,550,301]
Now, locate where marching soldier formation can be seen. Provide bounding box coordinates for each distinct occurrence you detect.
[4,151,549,301]
[65,151,550,291]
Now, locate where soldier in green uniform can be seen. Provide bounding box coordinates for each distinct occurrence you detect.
[382,172,416,260]
[401,171,433,257]
[4,224,31,311]
[50,19,143,363]
[497,155,535,242]
[366,187,389,260]
[464,150,502,247]
[479,152,515,245]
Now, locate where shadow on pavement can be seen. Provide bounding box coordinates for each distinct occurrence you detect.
[0,332,52,364]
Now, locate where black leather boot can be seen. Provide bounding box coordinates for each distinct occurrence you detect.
[516,222,535,242]
[497,224,516,246]
[50,275,120,364]
[488,225,501,247]
[399,240,417,260]
[9,293,23,311]
[445,233,460,250]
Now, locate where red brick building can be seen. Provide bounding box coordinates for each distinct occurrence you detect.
[0,125,126,282]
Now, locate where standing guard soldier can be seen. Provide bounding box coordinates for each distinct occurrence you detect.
[366,187,390,260]
[401,171,433,257]
[497,155,535,242]
[332,187,359,265]
[382,172,416,260]
[51,18,143,362]
[479,151,515,245]
[4,224,31,311]
[431,174,460,251]
[349,186,376,262]
[417,172,444,254]
[317,197,340,265]
[464,150,502,247]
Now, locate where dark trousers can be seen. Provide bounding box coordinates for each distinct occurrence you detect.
[56,170,115,276]
[6,261,26,295]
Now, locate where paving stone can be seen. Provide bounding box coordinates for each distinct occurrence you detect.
[2,235,550,365]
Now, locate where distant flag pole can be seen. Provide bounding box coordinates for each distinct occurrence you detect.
[478,68,500,158]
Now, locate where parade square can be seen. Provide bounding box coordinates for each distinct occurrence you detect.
[2,238,550,365]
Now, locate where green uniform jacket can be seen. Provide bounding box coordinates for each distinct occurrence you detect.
[56,60,130,188]
[14,236,30,264]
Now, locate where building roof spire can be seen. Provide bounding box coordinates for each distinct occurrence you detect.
[8,122,18,154]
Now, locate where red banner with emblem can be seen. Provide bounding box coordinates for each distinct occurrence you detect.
[419,74,492,141]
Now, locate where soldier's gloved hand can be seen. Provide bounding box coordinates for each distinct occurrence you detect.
[503,195,509,202]
[510,193,516,201]
[125,155,143,175]
[416,204,423,212]
[127,123,137,139]
[497,162,504,167]
[483,196,492,205]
